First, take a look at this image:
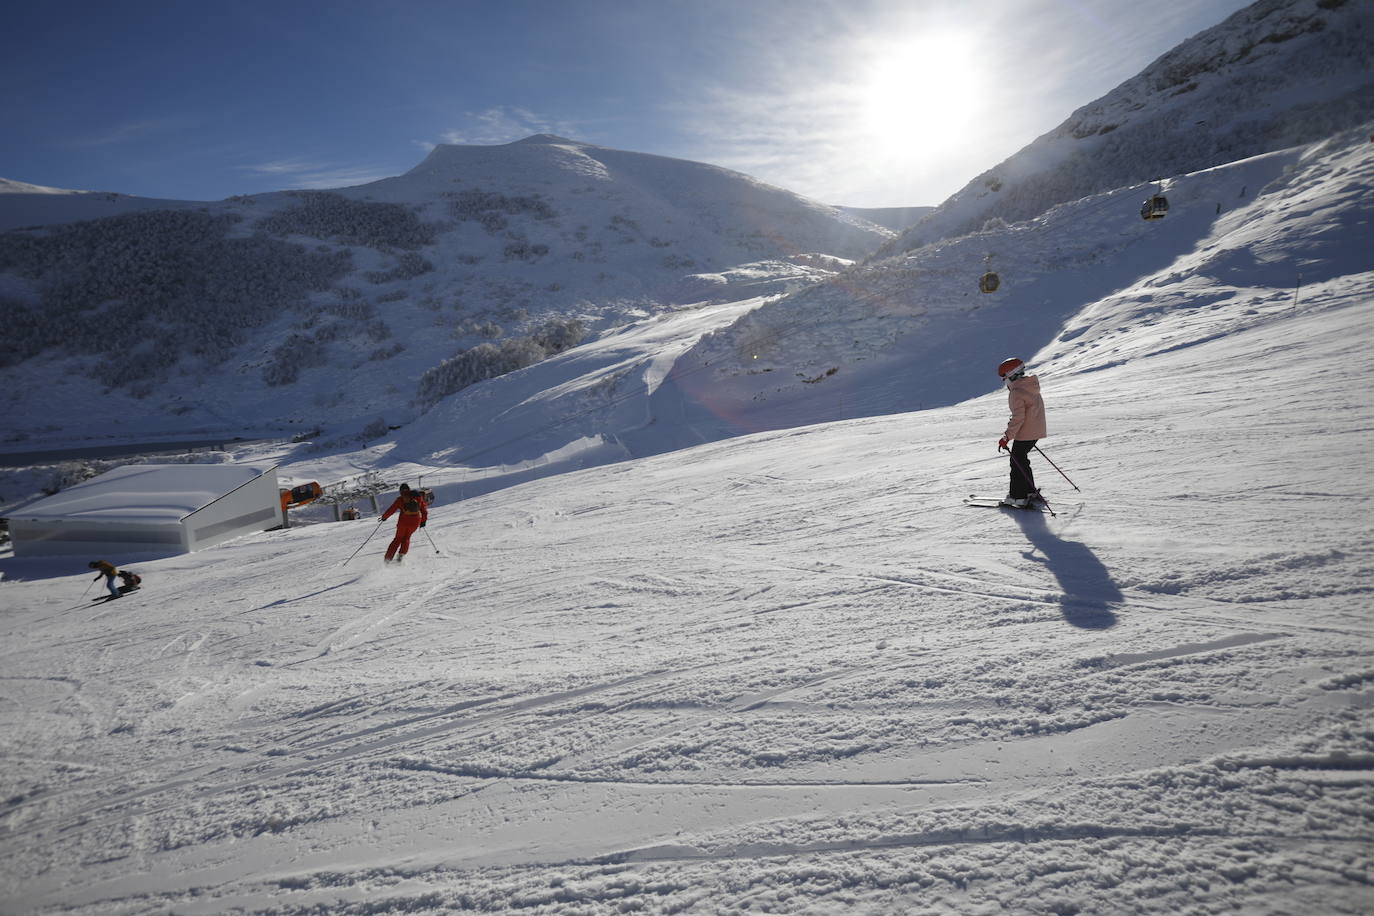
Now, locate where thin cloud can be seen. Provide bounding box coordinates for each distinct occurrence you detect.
[660,0,1225,207]
[669,79,884,203]
[666,22,1070,207]
[238,159,395,189]
[431,107,581,147]
[65,120,169,148]
[244,158,322,175]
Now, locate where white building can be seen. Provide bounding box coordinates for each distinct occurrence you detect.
[9,464,284,558]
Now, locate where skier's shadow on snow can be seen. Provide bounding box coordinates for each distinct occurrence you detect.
[1011,512,1121,629]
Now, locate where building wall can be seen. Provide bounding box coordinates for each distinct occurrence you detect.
[182,468,283,551]
[9,519,186,558]
[11,465,283,557]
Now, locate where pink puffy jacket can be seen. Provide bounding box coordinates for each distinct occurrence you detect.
[1004,375,1047,441]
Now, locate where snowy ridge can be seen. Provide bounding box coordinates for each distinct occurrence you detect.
[884,0,1374,255]
[0,180,83,197]
[0,178,205,233]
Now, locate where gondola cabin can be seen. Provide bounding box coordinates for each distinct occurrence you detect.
[979,271,1001,293]
[1140,195,1169,220]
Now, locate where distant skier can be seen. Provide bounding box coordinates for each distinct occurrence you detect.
[995,358,1047,508]
[380,483,428,564]
[88,560,120,599]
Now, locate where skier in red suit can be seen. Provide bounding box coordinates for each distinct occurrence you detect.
[381,483,428,563]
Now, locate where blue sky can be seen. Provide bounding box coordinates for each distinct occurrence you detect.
[2,0,1256,207]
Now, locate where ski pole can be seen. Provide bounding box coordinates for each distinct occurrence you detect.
[421,525,442,555]
[59,577,99,612]
[1005,448,1057,517]
[1033,445,1081,492]
[72,578,99,606]
[342,518,386,567]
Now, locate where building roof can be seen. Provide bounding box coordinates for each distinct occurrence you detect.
[15,464,276,524]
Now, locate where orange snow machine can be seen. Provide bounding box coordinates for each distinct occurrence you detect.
[280,481,323,512]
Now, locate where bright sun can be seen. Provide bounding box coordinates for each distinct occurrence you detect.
[857,35,983,157]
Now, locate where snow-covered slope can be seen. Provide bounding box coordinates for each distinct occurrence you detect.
[372,122,1372,481]
[1,176,1370,910]
[0,136,889,448]
[883,0,1374,255]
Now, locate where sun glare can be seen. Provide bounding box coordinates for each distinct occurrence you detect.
[857,35,983,157]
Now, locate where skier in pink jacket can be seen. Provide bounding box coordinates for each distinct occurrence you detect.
[996,357,1048,508]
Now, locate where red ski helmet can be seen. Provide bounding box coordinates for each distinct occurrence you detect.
[997,357,1025,380]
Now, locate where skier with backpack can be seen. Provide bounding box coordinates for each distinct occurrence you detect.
[380,483,428,564]
[88,560,121,599]
[996,357,1048,508]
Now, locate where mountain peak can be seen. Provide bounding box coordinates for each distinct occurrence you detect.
[510,134,579,146]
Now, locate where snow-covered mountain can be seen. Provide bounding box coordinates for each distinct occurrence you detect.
[6,0,1366,458]
[0,136,889,446]
[881,0,1374,256]
[379,122,1371,479]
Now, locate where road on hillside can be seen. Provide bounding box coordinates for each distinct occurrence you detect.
[0,438,276,467]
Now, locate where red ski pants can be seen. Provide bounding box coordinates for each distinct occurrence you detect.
[385,515,422,560]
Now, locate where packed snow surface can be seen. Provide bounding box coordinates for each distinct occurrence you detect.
[1,125,1372,912]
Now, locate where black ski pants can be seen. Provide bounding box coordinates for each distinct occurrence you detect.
[1008,439,1038,498]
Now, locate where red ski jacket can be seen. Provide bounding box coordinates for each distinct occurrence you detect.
[381,492,428,526]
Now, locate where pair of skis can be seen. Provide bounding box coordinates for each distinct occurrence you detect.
[963,494,1056,517]
[92,586,141,603]
[971,444,1082,516]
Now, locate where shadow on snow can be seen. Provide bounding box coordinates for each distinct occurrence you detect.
[1012,511,1122,630]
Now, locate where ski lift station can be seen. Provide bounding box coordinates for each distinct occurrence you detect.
[8,464,284,558]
